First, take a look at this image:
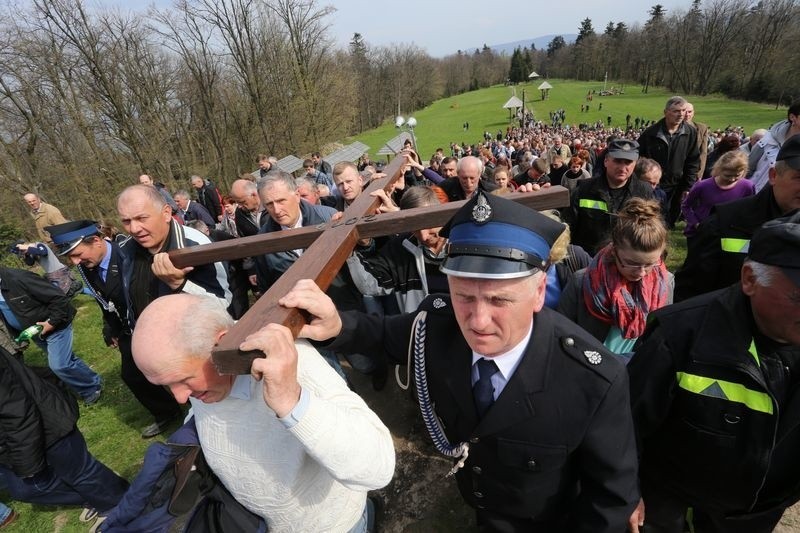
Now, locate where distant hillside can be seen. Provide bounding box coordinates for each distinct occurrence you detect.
[488,34,578,55]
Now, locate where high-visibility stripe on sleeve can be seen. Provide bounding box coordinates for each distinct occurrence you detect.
[676,372,773,415]
[578,199,609,212]
[720,238,750,253]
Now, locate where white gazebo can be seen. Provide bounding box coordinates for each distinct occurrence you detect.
[502,95,524,120]
[538,81,553,100]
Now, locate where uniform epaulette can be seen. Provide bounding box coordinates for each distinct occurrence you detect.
[556,329,622,383]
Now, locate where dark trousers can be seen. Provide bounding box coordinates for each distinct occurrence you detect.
[661,185,685,228]
[641,478,784,533]
[0,428,129,513]
[119,334,180,422]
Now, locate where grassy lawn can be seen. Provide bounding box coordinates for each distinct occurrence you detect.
[349,79,784,160]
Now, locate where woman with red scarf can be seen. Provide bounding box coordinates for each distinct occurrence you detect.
[557,198,672,359]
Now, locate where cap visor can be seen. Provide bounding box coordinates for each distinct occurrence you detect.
[781,156,800,171]
[55,240,82,256]
[607,151,639,161]
[780,267,800,287]
[440,255,538,279]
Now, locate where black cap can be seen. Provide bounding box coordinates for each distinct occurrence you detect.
[748,210,800,286]
[776,134,800,171]
[45,220,101,256]
[439,191,565,279]
[606,139,640,161]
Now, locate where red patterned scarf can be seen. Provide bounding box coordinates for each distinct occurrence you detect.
[582,244,670,339]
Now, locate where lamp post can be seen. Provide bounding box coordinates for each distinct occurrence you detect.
[395,115,418,152]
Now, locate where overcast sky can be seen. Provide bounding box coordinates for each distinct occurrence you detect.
[96,0,693,57]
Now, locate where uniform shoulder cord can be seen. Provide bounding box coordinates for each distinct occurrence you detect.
[407,310,470,476]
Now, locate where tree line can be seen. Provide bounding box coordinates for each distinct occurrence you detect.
[512,0,799,104]
[0,0,508,235]
[1,0,796,238]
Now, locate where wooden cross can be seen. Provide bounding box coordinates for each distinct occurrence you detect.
[168,158,570,375]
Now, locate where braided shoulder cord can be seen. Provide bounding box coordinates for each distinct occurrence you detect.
[76,265,117,316]
[411,311,470,476]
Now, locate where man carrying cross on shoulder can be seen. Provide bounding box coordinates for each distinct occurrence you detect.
[279,190,639,532]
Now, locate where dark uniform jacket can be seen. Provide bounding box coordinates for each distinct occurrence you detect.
[629,286,800,514]
[0,266,75,333]
[327,295,639,532]
[638,119,700,192]
[566,176,654,256]
[78,240,129,344]
[674,184,784,301]
[0,349,78,478]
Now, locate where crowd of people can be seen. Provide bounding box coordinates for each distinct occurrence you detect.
[1,95,800,532]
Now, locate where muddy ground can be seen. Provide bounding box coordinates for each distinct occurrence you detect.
[349,368,800,532]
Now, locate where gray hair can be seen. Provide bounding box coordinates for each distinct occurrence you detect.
[185,219,209,235]
[294,177,318,192]
[258,171,297,196]
[665,96,687,110]
[745,259,776,287]
[177,296,234,359]
[118,184,167,210]
[174,190,190,200]
[456,155,484,176]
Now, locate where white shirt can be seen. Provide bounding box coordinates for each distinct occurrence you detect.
[281,212,304,256]
[471,323,533,400]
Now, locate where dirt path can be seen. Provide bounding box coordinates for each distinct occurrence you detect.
[351,368,800,532]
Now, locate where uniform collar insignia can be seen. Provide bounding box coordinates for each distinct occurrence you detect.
[584,350,602,365]
[432,297,446,309]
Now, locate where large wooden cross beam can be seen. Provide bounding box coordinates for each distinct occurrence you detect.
[168,158,570,375]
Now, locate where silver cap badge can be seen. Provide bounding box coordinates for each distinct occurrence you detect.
[471,194,492,224]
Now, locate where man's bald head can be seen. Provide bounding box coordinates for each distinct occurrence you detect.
[132,294,234,403]
[230,179,261,212]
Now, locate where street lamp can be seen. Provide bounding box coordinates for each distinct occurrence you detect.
[395,115,418,152]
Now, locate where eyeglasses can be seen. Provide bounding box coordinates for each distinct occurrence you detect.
[613,251,663,272]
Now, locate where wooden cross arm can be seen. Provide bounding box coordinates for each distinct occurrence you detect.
[210,186,570,375]
[169,186,570,269]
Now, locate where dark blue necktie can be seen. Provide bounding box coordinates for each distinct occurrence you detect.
[473,358,499,418]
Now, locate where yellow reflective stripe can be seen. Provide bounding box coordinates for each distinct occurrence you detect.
[720,238,750,253]
[578,199,609,212]
[676,372,773,415]
[748,339,760,368]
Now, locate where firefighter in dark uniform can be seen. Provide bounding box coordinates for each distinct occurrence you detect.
[46,220,181,438]
[628,211,800,533]
[280,191,640,532]
[674,134,800,301]
[566,139,654,256]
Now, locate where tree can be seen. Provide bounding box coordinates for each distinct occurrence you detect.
[576,18,595,44]
[546,35,566,57]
